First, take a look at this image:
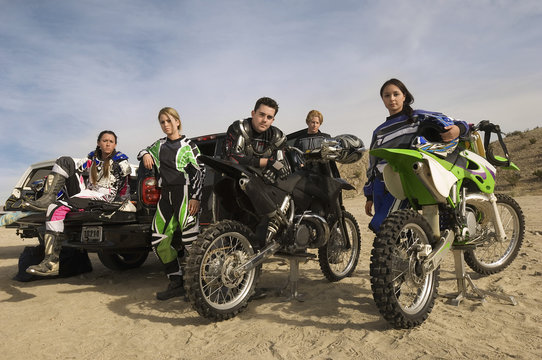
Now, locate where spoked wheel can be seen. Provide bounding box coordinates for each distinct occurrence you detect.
[370,209,439,329]
[318,211,361,282]
[464,193,525,275]
[185,220,259,321]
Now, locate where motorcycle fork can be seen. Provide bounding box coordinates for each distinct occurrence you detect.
[233,195,293,277]
[488,193,507,242]
[420,205,454,274]
[463,191,507,243]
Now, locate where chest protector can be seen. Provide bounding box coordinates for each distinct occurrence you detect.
[234,118,286,158]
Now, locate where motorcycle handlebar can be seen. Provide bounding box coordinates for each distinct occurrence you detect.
[474,120,511,167]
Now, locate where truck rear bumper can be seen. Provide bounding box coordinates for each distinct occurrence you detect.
[63,223,152,252]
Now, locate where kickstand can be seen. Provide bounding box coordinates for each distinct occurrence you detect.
[446,249,517,306]
[273,253,314,302]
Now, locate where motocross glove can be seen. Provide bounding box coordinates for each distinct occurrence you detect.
[262,156,288,183]
[262,167,277,183]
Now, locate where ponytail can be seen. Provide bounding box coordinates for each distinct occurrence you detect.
[91,130,117,185]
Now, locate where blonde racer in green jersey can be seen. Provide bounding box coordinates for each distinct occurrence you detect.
[138,107,205,300]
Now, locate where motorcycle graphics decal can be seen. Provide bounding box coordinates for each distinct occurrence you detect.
[458,150,497,180]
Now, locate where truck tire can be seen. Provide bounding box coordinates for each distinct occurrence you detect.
[97,251,149,270]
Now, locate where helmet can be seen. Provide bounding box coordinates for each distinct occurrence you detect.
[414,111,456,142]
[332,134,365,164]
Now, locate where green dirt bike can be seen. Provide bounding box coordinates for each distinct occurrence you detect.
[369,121,525,329]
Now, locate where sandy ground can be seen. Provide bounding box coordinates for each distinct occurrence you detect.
[1,195,541,360]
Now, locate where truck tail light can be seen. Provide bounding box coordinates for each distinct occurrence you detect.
[142,177,160,205]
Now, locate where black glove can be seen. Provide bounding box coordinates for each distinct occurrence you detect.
[268,157,289,180]
[262,167,277,184]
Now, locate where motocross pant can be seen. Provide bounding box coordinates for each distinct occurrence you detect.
[45,157,87,233]
[369,179,409,234]
[50,156,87,197]
[45,157,110,233]
[151,185,199,277]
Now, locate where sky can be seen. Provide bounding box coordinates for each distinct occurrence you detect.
[1,0,542,203]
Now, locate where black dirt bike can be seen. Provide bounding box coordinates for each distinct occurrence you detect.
[184,135,365,321]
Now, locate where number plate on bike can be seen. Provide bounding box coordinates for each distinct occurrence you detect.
[81,226,103,242]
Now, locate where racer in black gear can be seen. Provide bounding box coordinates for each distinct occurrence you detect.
[223,97,288,182]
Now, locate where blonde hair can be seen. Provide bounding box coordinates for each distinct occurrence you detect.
[305,110,323,125]
[158,107,182,131]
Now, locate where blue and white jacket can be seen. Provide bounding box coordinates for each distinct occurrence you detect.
[363,109,469,201]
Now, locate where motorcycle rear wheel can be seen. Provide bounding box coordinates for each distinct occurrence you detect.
[370,209,439,329]
[318,211,361,282]
[185,220,259,321]
[464,193,525,275]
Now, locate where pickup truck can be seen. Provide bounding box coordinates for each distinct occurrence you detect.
[2,133,227,271]
[2,129,338,271]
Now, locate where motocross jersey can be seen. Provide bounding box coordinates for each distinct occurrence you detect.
[85,150,131,200]
[224,118,287,167]
[44,152,132,233]
[363,109,469,201]
[137,136,205,201]
[60,150,131,202]
[293,130,339,176]
[293,130,331,152]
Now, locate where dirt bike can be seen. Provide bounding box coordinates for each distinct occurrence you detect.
[369,120,525,329]
[184,135,365,321]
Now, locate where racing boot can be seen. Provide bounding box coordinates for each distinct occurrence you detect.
[26,231,62,276]
[23,172,66,212]
[156,260,186,301]
[156,274,185,301]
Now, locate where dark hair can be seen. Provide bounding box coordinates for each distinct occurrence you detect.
[97,130,118,144]
[254,97,279,116]
[91,130,117,185]
[380,78,415,116]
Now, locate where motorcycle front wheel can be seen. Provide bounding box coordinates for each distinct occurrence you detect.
[370,209,439,329]
[464,193,525,275]
[184,220,259,321]
[318,210,361,282]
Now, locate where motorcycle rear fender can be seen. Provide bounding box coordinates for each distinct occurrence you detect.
[199,155,252,180]
[334,177,355,191]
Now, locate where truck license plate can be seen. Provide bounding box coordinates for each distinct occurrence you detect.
[81,226,103,242]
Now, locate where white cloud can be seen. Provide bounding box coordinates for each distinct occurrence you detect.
[1,0,542,203]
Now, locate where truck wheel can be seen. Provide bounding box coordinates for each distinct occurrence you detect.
[97,251,149,270]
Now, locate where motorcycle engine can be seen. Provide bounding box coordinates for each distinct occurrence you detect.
[293,215,328,249]
[294,223,311,247]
